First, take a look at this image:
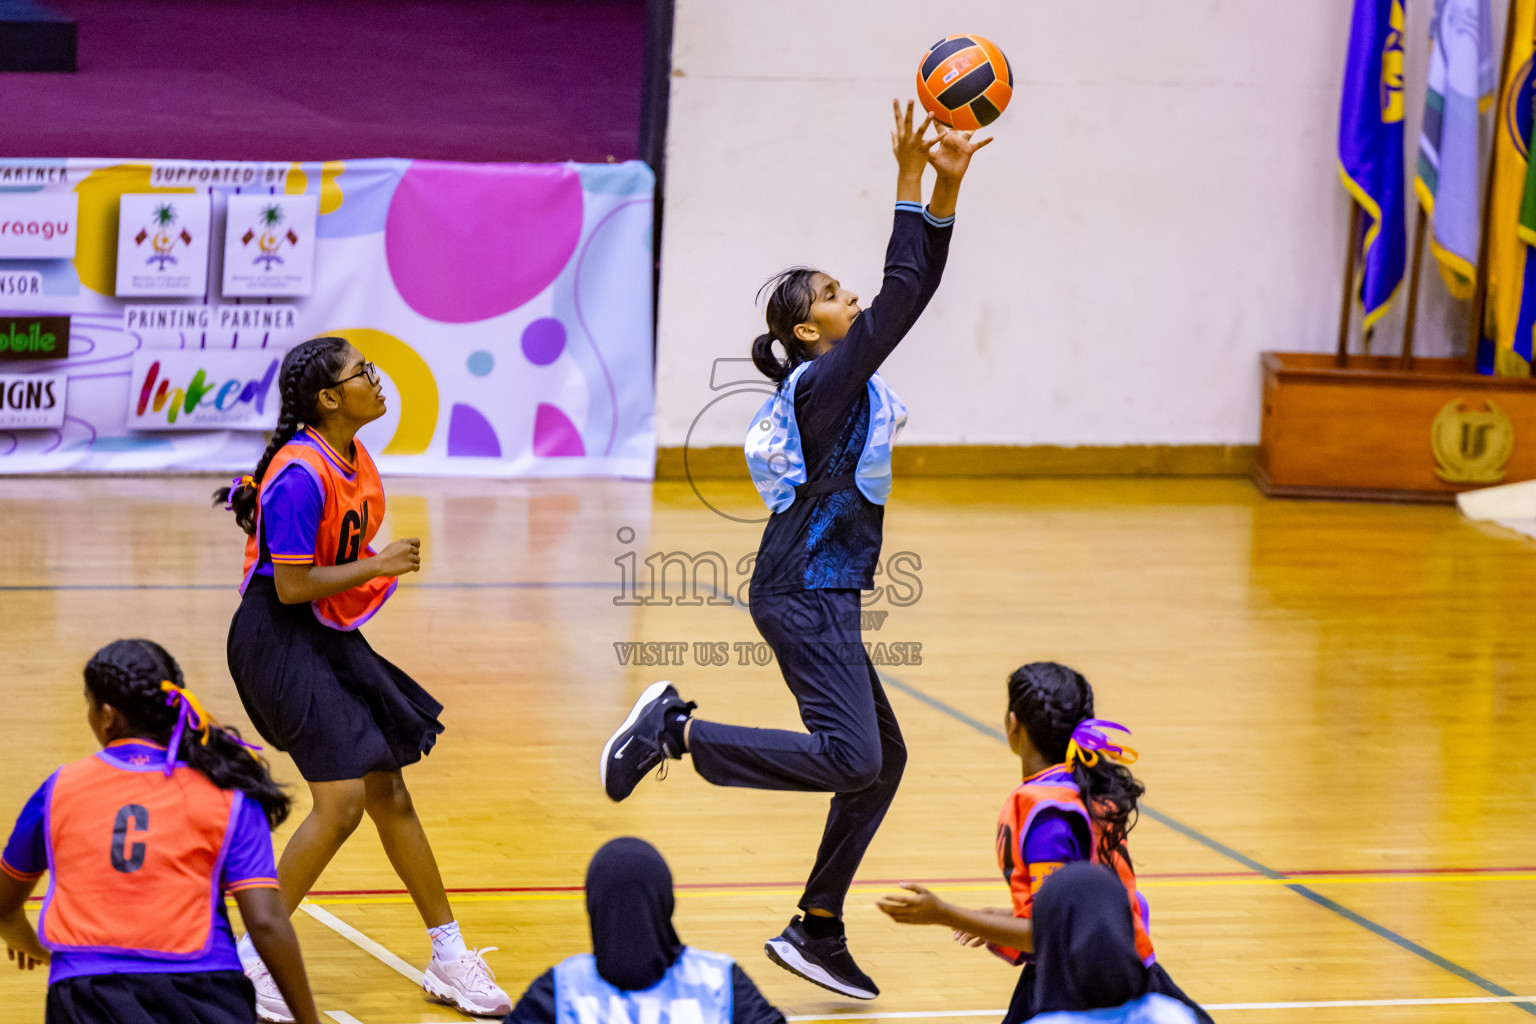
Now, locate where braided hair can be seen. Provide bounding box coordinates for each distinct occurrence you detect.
[84,639,291,829]
[1007,662,1144,867]
[213,336,349,534]
[750,267,821,387]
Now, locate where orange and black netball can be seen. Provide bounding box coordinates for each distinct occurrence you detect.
[915,34,1013,132]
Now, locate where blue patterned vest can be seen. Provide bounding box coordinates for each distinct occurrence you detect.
[743,360,908,513]
[553,947,735,1024]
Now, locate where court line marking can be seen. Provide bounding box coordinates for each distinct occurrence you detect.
[783,999,1536,1019]
[296,863,1536,898]
[873,670,1536,1017]
[298,899,426,986]
[302,872,1536,906]
[318,993,1536,1024]
[0,581,612,591]
[39,868,1517,907]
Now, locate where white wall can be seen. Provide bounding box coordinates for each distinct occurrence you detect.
[655,0,1485,447]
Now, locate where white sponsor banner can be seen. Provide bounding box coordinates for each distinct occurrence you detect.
[0,374,65,428]
[223,194,318,296]
[115,193,211,297]
[0,194,77,259]
[0,157,656,476]
[127,348,282,431]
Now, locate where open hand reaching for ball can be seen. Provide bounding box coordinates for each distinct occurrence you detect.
[928,124,992,182]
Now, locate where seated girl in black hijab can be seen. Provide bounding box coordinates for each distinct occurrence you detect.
[504,838,784,1024]
[1020,863,1200,1024]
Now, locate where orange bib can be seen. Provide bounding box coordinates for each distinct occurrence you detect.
[41,754,238,958]
[241,430,395,630]
[996,768,1155,965]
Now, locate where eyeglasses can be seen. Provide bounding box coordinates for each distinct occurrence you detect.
[328,361,378,389]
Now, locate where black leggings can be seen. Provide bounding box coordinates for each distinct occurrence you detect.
[687,588,906,916]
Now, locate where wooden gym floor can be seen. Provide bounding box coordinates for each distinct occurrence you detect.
[1,474,1534,1023]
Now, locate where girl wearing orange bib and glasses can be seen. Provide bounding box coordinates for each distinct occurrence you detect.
[213,338,510,1020]
[0,639,319,1024]
[877,663,1210,1024]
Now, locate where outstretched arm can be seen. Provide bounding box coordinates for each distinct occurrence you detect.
[876,883,1035,952]
[926,126,992,220]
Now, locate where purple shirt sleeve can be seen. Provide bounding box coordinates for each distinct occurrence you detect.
[261,461,324,564]
[1022,807,1090,866]
[1,774,55,880]
[220,793,278,892]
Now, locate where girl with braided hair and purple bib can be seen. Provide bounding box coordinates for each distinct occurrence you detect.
[212,337,510,1020]
[0,639,319,1024]
[877,662,1210,1024]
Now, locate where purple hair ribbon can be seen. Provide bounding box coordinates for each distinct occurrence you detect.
[1063,718,1138,770]
[225,474,255,510]
[159,681,262,775]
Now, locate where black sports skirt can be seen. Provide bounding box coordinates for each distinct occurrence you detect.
[227,573,444,782]
[46,970,256,1024]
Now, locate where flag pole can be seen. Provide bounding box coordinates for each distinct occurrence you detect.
[1469,0,1521,371]
[1337,200,1363,367]
[1401,204,1429,369]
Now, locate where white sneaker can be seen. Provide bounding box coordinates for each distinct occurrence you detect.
[423,946,513,1017]
[244,957,296,1024]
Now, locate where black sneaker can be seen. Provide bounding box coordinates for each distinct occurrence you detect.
[764,915,879,1000]
[600,680,694,802]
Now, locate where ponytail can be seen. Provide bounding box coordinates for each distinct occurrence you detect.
[751,267,821,387]
[84,639,291,829]
[213,336,349,534]
[1007,662,1145,867]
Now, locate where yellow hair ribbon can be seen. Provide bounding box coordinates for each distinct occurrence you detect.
[1062,719,1139,771]
[160,679,213,744]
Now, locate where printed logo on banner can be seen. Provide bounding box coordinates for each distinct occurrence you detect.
[0,194,78,259]
[116,194,212,298]
[0,316,69,361]
[223,194,319,297]
[128,349,281,430]
[0,374,65,428]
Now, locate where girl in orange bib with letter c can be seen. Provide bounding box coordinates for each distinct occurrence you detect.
[0,639,319,1024]
[214,337,510,1020]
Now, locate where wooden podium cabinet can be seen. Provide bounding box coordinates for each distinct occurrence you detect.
[1255,352,1536,502]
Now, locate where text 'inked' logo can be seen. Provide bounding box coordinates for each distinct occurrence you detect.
[135,357,279,425]
[1431,398,1514,484]
[0,316,69,361]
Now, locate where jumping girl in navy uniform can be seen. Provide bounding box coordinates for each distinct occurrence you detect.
[600,101,989,1000]
[0,639,320,1024]
[215,337,511,1020]
[875,663,1210,1024]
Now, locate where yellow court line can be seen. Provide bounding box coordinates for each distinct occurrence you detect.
[303,873,1536,907]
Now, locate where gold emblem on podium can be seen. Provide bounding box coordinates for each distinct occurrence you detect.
[1431,398,1513,484]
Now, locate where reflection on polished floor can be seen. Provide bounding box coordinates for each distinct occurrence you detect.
[1,474,1533,1023]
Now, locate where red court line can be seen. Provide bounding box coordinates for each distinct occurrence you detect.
[23,865,1535,904]
[299,865,1536,897]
